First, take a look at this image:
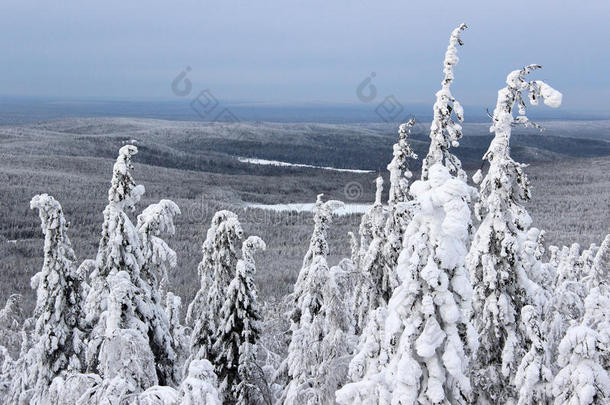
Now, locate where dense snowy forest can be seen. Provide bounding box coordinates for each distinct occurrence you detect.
[0,24,608,405]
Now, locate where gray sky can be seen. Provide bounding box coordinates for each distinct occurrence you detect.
[0,0,608,112]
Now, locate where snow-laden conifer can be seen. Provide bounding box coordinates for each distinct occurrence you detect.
[28,194,86,403]
[178,359,222,405]
[339,162,477,404]
[283,195,348,404]
[514,304,553,404]
[552,286,610,404]
[421,23,468,181]
[137,199,181,386]
[214,235,265,404]
[89,270,158,402]
[187,210,244,365]
[467,64,562,403]
[522,228,554,292]
[84,145,145,374]
[165,292,190,379]
[337,306,390,403]
[353,177,389,333]
[383,119,418,298]
[4,318,36,403]
[0,294,24,358]
[544,243,586,373]
[47,372,102,405]
[338,24,476,405]
[387,119,418,206]
[137,199,181,300]
[291,195,343,322]
[582,234,608,293]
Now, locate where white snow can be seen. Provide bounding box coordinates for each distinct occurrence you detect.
[237,157,374,173]
[245,202,385,216]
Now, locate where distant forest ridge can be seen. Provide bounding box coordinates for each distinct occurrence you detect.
[1,96,610,125]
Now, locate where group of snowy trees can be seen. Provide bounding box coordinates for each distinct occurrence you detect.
[0,23,608,404]
[334,24,608,405]
[0,146,268,404]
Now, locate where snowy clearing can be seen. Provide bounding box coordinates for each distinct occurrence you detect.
[244,202,381,216]
[237,157,374,173]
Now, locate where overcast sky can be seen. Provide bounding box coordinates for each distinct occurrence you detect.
[0,0,608,112]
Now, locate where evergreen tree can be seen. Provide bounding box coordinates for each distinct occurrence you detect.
[137,199,181,386]
[583,234,609,293]
[84,145,146,374]
[514,305,553,405]
[214,235,265,404]
[28,194,87,403]
[187,210,244,366]
[91,270,159,402]
[552,287,610,404]
[0,294,24,358]
[467,64,562,403]
[382,118,418,299]
[165,292,190,380]
[338,23,476,405]
[337,306,390,403]
[178,359,222,405]
[283,195,347,404]
[137,199,181,301]
[421,23,468,181]
[82,146,177,398]
[291,194,344,323]
[353,177,388,333]
[544,244,586,373]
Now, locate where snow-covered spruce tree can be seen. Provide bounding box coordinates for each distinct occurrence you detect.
[187,210,244,366]
[88,270,158,402]
[165,292,190,379]
[387,119,417,208]
[84,144,145,374]
[338,24,476,405]
[353,177,389,333]
[579,243,599,285]
[4,318,36,404]
[583,234,609,293]
[314,265,357,402]
[467,64,562,403]
[137,199,181,301]
[339,163,477,404]
[213,235,265,404]
[348,231,359,267]
[514,304,553,405]
[582,234,610,370]
[552,286,610,404]
[178,359,222,405]
[338,306,389,403]
[421,23,468,182]
[291,194,344,323]
[544,243,586,373]
[513,230,553,405]
[282,195,346,404]
[382,119,418,298]
[0,294,24,358]
[27,194,87,403]
[137,199,181,386]
[522,228,554,292]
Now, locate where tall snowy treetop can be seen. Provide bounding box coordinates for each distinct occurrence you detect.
[489,65,563,155]
[374,176,383,206]
[442,23,467,86]
[421,23,468,181]
[242,235,266,260]
[30,194,69,236]
[108,144,145,208]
